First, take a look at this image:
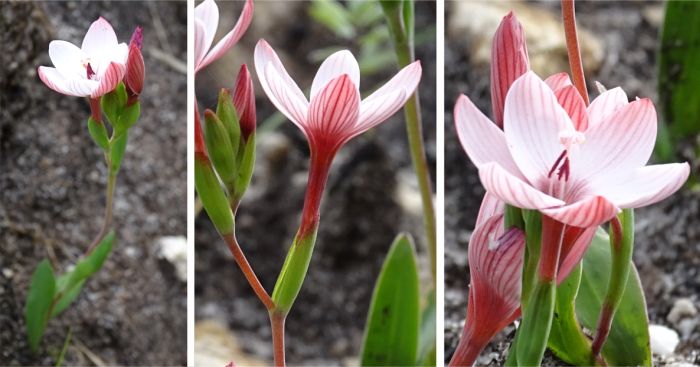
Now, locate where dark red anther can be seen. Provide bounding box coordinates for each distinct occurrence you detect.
[548,150,568,178]
[557,157,570,181]
[86,63,96,80]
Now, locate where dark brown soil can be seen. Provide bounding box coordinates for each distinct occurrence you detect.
[195,1,436,365]
[1,1,187,365]
[445,1,700,365]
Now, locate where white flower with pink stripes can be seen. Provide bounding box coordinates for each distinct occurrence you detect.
[38,17,128,98]
[195,0,253,73]
[455,71,689,228]
[253,39,422,158]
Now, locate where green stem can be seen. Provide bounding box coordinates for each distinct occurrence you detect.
[591,209,634,358]
[383,0,436,285]
[85,161,116,255]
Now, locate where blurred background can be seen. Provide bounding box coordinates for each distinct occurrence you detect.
[444,1,699,365]
[0,1,186,365]
[195,0,435,365]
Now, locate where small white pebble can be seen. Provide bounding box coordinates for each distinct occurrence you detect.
[677,318,698,340]
[2,268,14,278]
[649,324,679,356]
[667,298,697,324]
[157,236,187,282]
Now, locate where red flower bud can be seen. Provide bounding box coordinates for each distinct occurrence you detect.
[129,26,143,50]
[195,104,208,158]
[125,27,145,105]
[231,64,256,140]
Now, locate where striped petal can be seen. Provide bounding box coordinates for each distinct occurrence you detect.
[591,163,690,209]
[558,226,597,282]
[544,72,572,91]
[38,66,97,97]
[541,196,619,228]
[90,61,125,98]
[479,162,565,210]
[198,0,253,72]
[490,11,530,127]
[254,40,309,128]
[310,50,360,100]
[554,85,589,131]
[503,71,575,186]
[454,94,524,179]
[577,98,657,181]
[81,17,119,57]
[587,87,628,129]
[476,192,505,227]
[306,74,360,148]
[356,60,421,131]
[194,0,219,69]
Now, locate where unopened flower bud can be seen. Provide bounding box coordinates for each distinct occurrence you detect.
[125,27,145,105]
[204,109,237,184]
[231,64,256,140]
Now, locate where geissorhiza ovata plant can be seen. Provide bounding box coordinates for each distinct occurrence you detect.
[25,17,145,353]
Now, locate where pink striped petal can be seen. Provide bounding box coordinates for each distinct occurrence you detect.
[476,192,505,227]
[451,215,524,366]
[503,71,575,186]
[454,94,524,180]
[194,0,219,69]
[90,61,125,98]
[310,50,360,100]
[48,41,86,79]
[357,61,421,129]
[254,40,309,128]
[554,85,589,131]
[198,0,253,72]
[544,72,572,92]
[194,19,209,72]
[578,98,657,180]
[591,163,690,209]
[558,226,597,282]
[586,87,628,129]
[81,17,119,56]
[479,162,565,210]
[38,66,97,97]
[306,74,360,150]
[541,196,619,228]
[490,11,530,128]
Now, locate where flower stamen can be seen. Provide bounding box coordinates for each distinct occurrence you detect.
[86,63,96,80]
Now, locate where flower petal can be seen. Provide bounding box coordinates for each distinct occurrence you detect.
[198,0,253,72]
[479,162,565,210]
[541,196,619,228]
[38,66,97,97]
[476,192,505,227]
[82,17,119,57]
[310,50,360,100]
[194,19,209,72]
[586,87,628,129]
[48,40,87,79]
[90,61,125,98]
[356,60,421,130]
[307,74,360,148]
[544,72,572,91]
[578,98,657,180]
[194,0,219,69]
[554,85,589,131]
[591,163,690,209]
[504,71,576,186]
[254,40,309,128]
[558,226,597,282]
[454,94,524,179]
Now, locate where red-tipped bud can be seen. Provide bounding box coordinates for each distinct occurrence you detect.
[125,27,145,106]
[129,26,143,50]
[195,104,207,158]
[231,64,256,140]
[490,11,530,128]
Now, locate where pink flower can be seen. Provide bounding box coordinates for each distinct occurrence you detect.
[454,71,689,229]
[38,17,128,98]
[195,0,253,73]
[254,39,422,158]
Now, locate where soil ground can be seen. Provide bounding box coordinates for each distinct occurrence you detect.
[1,2,187,365]
[194,1,436,365]
[444,1,700,365]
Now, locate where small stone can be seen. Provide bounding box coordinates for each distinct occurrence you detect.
[2,268,14,278]
[667,298,697,324]
[649,324,680,356]
[157,236,187,282]
[677,318,698,340]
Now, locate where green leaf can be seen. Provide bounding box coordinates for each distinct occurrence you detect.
[195,156,234,235]
[204,110,237,184]
[308,0,355,39]
[52,233,114,317]
[576,230,651,366]
[119,102,140,131]
[360,233,420,366]
[232,133,256,202]
[24,259,56,352]
[417,291,436,366]
[657,1,700,144]
[87,117,110,152]
[547,264,596,365]
[109,132,128,174]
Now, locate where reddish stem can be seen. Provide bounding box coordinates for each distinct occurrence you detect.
[538,216,566,281]
[562,0,590,106]
[88,97,102,123]
[270,311,286,367]
[591,302,614,357]
[297,150,333,239]
[222,233,275,311]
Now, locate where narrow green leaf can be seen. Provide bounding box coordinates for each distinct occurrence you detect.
[576,230,652,366]
[547,264,596,365]
[195,156,234,235]
[109,132,128,174]
[87,118,110,152]
[24,259,57,352]
[360,233,420,366]
[309,0,355,39]
[119,102,140,131]
[55,327,72,367]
